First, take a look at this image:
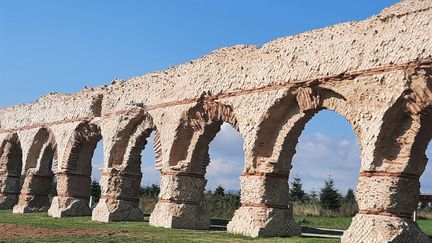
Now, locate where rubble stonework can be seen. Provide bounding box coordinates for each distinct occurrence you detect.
[0,0,431,241]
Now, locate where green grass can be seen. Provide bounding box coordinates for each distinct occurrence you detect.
[0,210,430,242]
[418,219,432,235]
[294,216,352,230]
[0,211,339,243]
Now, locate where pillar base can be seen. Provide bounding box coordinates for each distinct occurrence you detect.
[12,195,50,213]
[227,206,301,237]
[342,214,431,243]
[91,199,144,222]
[48,196,91,218]
[149,202,210,230]
[0,194,18,209]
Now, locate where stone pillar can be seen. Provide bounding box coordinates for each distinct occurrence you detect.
[227,172,301,237]
[13,169,53,213]
[342,171,430,243]
[48,172,92,217]
[91,168,144,222]
[149,172,210,229]
[0,170,21,209]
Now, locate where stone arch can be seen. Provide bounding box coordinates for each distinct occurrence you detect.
[0,133,23,209]
[150,100,241,229]
[168,100,239,173]
[0,133,23,177]
[13,127,57,213]
[24,127,57,174]
[48,122,103,218]
[342,71,432,242]
[410,106,432,175]
[92,112,161,222]
[107,112,161,171]
[252,86,360,173]
[61,122,102,174]
[370,69,432,173]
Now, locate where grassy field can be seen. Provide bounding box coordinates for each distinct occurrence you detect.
[0,210,431,242]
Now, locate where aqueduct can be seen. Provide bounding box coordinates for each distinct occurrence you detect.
[0,0,431,242]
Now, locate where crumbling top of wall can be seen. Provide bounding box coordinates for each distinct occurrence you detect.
[0,0,430,131]
[102,0,432,111]
[0,89,105,130]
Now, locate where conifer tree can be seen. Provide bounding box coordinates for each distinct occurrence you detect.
[50,178,57,197]
[214,185,225,197]
[319,176,341,211]
[90,180,101,203]
[310,188,319,204]
[344,188,355,203]
[289,176,306,202]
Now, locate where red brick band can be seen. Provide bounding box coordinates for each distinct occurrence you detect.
[26,174,53,179]
[242,202,291,210]
[241,172,288,178]
[360,171,419,180]
[158,198,200,206]
[358,210,412,219]
[2,174,21,179]
[19,193,50,197]
[161,172,205,179]
[99,195,140,203]
[0,59,430,134]
[56,172,90,178]
[0,191,20,196]
[56,193,89,200]
[101,172,142,179]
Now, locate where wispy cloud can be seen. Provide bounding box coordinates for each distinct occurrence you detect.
[292,132,361,193]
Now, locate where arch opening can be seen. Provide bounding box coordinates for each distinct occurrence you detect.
[89,139,103,206]
[202,122,243,221]
[415,106,432,219]
[168,101,238,168]
[139,130,162,215]
[290,110,361,216]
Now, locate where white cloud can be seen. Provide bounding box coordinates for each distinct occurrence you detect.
[292,132,361,193]
[207,123,244,190]
[339,139,351,146]
[207,159,238,176]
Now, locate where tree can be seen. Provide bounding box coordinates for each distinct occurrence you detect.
[309,188,319,204]
[344,188,355,203]
[319,177,342,211]
[140,184,160,198]
[90,180,101,203]
[214,185,225,197]
[50,178,57,197]
[290,176,306,202]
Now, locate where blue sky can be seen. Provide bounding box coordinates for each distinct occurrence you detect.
[2,0,431,194]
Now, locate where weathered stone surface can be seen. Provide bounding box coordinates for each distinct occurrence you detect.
[149,173,209,229]
[48,196,92,218]
[150,202,210,229]
[91,168,144,222]
[92,198,144,222]
[228,207,301,237]
[342,214,430,243]
[0,0,430,241]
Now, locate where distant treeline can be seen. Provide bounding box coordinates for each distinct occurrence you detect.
[138,175,359,219]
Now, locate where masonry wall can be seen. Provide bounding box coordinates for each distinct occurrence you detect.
[0,0,431,242]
